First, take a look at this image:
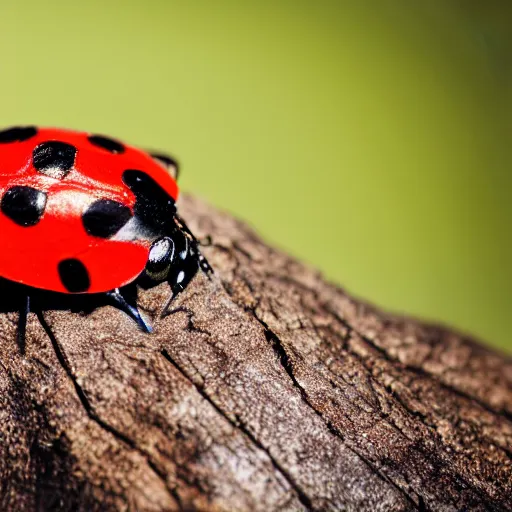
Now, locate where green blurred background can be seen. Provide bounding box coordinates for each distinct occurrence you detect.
[0,1,510,351]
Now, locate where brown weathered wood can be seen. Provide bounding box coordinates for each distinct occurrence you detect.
[0,194,510,511]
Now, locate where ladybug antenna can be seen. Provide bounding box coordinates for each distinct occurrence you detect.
[106,288,152,333]
[17,295,30,355]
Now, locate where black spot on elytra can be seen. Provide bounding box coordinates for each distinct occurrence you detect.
[1,186,47,226]
[122,169,176,233]
[0,126,37,143]
[150,152,179,180]
[33,141,76,179]
[82,199,132,238]
[58,259,90,293]
[88,135,125,154]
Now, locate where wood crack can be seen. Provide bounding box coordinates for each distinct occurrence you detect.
[36,311,183,509]
[267,270,512,422]
[160,349,313,512]
[249,312,420,510]
[216,245,510,510]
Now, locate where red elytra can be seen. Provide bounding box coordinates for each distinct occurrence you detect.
[0,127,179,294]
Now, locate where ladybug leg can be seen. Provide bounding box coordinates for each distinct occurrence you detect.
[158,238,198,319]
[17,294,30,355]
[167,235,197,295]
[157,217,213,319]
[139,214,213,319]
[173,214,213,276]
[106,286,152,333]
[174,214,212,248]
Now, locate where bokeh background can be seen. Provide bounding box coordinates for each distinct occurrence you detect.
[0,1,510,351]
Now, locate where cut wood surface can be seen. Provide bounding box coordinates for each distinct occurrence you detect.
[0,194,511,511]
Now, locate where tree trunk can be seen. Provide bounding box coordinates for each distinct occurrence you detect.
[0,194,510,511]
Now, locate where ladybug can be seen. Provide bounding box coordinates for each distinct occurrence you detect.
[0,126,212,350]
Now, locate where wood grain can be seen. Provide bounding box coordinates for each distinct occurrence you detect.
[0,194,510,511]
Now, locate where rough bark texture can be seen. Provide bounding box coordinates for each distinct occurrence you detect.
[0,194,510,511]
